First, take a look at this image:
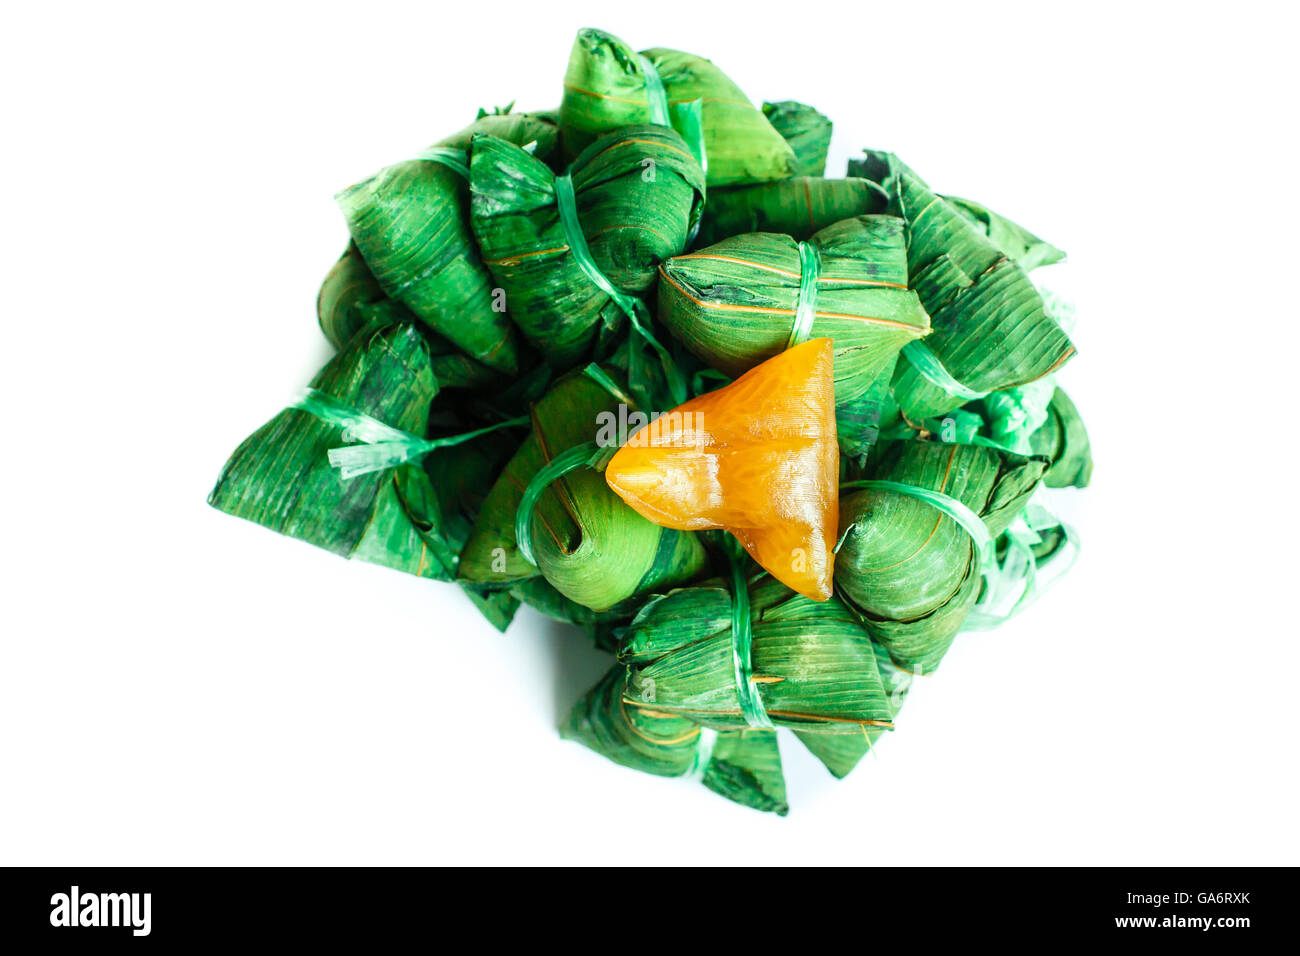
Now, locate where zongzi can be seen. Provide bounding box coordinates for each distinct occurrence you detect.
[850,151,1076,421]
[209,324,454,578]
[560,27,795,187]
[469,124,704,369]
[337,110,559,375]
[563,667,789,814]
[620,575,895,733]
[605,338,839,601]
[762,101,833,178]
[836,439,1047,672]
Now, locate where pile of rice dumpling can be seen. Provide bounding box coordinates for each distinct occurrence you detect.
[209,26,1091,815]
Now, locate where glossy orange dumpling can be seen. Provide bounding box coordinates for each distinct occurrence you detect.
[605,338,839,600]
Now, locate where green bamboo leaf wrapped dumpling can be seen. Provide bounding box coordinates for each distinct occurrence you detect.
[457,368,708,611]
[336,111,559,375]
[658,215,930,455]
[762,100,833,177]
[469,124,705,369]
[560,28,796,187]
[317,244,416,350]
[850,151,1076,421]
[209,325,455,579]
[317,245,500,392]
[836,440,1047,672]
[619,577,895,734]
[563,667,788,814]
[210,322,529,629]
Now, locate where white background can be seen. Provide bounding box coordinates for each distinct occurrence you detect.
[3,1,1297,865]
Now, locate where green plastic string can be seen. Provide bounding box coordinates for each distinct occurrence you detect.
[787,241,822,349]
[670,101,708,179]
[840,479,996,587]
[513,441,616,566]
[724,543,773,729]
[292,389,527,480]
[412,146,471,180]
[581,364,636,406]
[552,172,687,409]
[965,502,1080,631]
[637,54,670,126]
[637,53,707,178]
[901,340,990,401]
[680,726,717,781]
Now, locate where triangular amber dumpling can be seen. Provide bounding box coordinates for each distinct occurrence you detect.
[605,338,839,600]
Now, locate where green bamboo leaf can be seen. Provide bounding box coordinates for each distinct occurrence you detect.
[336,112,558,375]
[836,440,1047,672]
[693,177,887,248]
[944,195,1067,272]
[794,640,911,778]
[469,124,704,369]
[317,244,416,350]
[317,245,502,392]
[559,28,795,187]
[762,101,833,177]
[562,668,788,815]
[1029,387,1093,488]
[850,150,1076,420]
[209,325,459,579]
[619,577,895,733]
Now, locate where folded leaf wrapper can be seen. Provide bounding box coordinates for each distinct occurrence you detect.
[794,640,912,778]
[944,195,1067,272]
[659,216,930,456]
[850,151,1076,421]
[560,28,795,187]
[693,177,887,248]
[563,667,788,814]
[210,325,451,578]
[619,575,895,734]
[317,246,500,391]
[209,324,527,628]
[1029,388,1093,488]
[317,244,416,350]
[762,101,833,177]
[458,368,708,611]
[336,111,559,375]
[836,440,1047,672]
[469,124,704,369]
